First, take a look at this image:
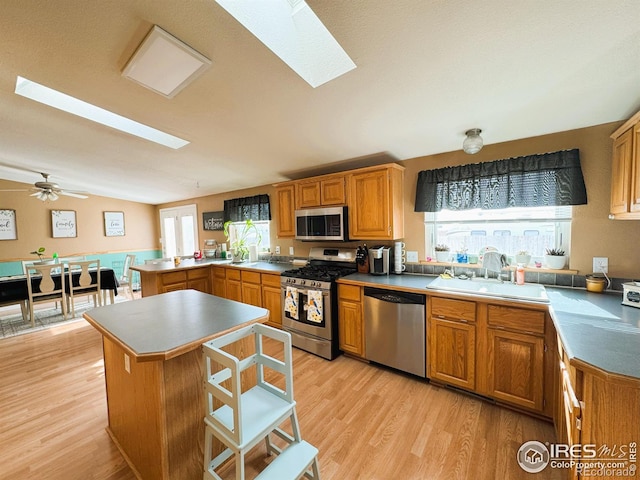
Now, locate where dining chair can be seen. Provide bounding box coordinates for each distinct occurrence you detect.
[67,259,101,317]
[26,263,68,328]
[118,254,136,299]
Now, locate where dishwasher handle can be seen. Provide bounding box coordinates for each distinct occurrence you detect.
[363,287,425,305]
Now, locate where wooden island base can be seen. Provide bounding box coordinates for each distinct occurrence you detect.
[84,290,269,480]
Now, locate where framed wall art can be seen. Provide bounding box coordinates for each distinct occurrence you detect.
[51,210,77,238]
[0,209,17,240]
[203,211,225,231]
[104,211,125,236]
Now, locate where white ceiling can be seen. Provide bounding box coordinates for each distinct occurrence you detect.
[0,0,639,204]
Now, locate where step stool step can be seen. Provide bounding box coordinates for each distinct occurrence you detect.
[255,440,319,480]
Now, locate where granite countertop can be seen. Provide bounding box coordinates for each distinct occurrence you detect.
[338,273,640,380]
[130,258,296,275]
[83,289,269,362]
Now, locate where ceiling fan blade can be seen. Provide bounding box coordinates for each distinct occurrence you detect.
[30,191,43,197]
[0,188,30,192]
[59,190,89,199]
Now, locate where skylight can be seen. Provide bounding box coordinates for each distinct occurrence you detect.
[14,76,189,149]
[215,0,356,88]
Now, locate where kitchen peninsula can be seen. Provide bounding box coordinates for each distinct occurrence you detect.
[83,289,269,480]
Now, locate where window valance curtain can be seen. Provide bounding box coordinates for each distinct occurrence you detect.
[414,149,587,212]
[224,194,271,222]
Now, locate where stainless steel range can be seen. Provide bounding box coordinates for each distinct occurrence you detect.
[281,247,357,360]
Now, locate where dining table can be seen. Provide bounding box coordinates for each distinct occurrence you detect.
[0,267,120,307]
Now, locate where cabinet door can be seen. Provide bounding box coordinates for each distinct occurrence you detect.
[226,280,242,302]
[631,123,640,212]
[429,318,475,390]
[296,181,321,209]
[487,328,544,411]
[338,299,364,357]
[610,127,633,215]
[212,267,226,298]
[348,169,391,239]
[161,281,188,293]
[241,282,262,307]
[262,285,282,328]
[276,185,296,237]
[187,268,210,293]
[320,177,346,205]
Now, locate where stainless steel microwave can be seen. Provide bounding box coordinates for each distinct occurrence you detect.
[295,206,348,241]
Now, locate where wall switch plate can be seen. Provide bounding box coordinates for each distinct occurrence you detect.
[406,251,419,263]
[124,353,130,373]
[275,246,281,254]
[593,257,608,274]
[289,246,295,256]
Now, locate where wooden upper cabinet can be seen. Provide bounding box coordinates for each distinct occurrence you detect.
[347,164,404,240]
[275,185,295,238]
[610,112,640,219]
[295,175,346,209]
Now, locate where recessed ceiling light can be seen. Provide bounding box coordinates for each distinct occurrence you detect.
[14,76,189,149]
[216,0,356,88]
[122,25,212,98]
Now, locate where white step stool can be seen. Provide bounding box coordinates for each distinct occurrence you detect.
[202,323,320,480]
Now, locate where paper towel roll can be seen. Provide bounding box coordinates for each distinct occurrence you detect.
[249,245,258,262]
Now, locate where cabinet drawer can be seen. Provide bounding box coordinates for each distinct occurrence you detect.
[487,305,545,334]
[187,268,209,280]
[339,284,361,302]
[241,270,261,284]
[226,269,241,281]
[430,297,476,322]
[261,273,281,288]
[212,267,226,279]
[161,271,187,285]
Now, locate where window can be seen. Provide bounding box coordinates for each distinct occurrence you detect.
[226,220,271,252]
[425,206,571,263]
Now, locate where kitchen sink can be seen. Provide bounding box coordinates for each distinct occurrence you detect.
[426,276,549,303]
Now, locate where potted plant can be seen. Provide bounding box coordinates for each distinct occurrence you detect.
[544,248,566,270]
[515,250,531,266]
[434,244,450,263]
[30,246,46,261]
[223,220,261,263]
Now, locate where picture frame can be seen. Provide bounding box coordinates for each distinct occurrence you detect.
[0,209,17,240]
[203,211,225,231]
[51,210,77,238]
[104,211,125,236]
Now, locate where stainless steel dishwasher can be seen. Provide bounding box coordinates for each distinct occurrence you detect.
[363,287,426,378]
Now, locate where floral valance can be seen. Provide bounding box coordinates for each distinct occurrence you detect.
[224,194,271,222]
[414,149,587,212]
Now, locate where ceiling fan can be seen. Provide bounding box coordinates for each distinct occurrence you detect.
[1,172,89,201]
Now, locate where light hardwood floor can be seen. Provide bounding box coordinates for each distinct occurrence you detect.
[0,320,561,480]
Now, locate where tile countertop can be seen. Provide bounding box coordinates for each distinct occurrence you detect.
[338,273,640,380]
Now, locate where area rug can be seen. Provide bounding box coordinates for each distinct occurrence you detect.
[0,295,133,339]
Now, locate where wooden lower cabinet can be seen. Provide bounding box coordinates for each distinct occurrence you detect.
[338,284,364,357]
[212,266,226,298]
[555,336,640,480]
[240,271,262,307]
[137,267,211,296]
[429,318,476,390]
[261,274,282,328]
[487,328,544,411]
[427,294,553,416]
[225,269,242,302]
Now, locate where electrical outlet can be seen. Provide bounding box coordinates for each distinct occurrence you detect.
[124,353,130,373]
[593,257,608,274]
[289,246,295,256]
[275,246,281,254]
[406,251,419,263]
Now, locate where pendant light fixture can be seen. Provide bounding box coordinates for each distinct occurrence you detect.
[463,128,483,154]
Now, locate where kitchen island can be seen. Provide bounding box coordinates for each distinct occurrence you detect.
[84,289,269,480]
